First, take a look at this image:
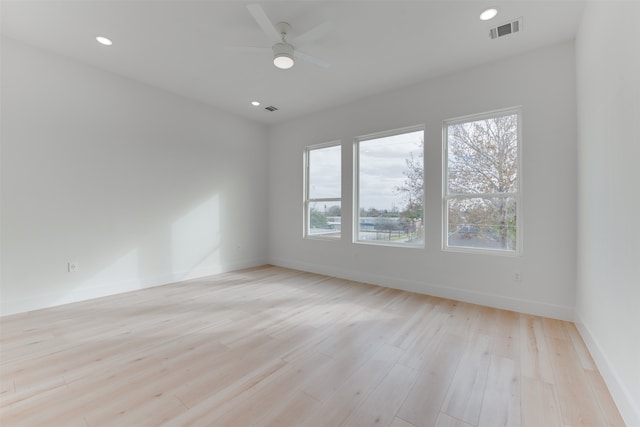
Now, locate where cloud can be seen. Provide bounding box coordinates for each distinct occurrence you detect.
[307,130,423,211]
[359,131,422,210]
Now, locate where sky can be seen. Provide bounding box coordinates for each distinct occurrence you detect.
[308,130,423,212]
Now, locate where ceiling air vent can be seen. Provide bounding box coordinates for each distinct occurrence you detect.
[489,17,523,39]
[265,106,278,112]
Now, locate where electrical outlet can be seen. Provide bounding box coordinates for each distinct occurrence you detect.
[514,272,522,282]
[68,261,79,273]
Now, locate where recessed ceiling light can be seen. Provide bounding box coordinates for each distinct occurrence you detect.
[96,36,113,46]
[251,101,261,106]
[480,8,498,21]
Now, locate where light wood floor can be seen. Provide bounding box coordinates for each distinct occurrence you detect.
[0,265,625,427]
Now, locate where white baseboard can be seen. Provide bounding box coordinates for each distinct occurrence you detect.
[268,257,574,321]
[575,315,640,427]
[0,258,267,317]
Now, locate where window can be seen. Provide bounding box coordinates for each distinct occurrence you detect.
[304,143,341,239]
[355,126,424,247]
[443,108,521,254]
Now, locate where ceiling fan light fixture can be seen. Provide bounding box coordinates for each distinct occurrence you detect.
[273,42,294,69]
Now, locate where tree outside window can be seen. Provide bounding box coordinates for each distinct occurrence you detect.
[444,109,521,254]
[355,127,424,247]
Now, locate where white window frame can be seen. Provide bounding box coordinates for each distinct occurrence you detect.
[304,141,342,240]
[353,125,425,248]
[442,107,523,256]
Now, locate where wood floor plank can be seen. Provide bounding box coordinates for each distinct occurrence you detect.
[398,311,450,371]
[585,370,627,427]
[164,358,290,426]
[434,413,475,427]
[262,391,321,427]
[564,322,597,371]
[447,301,482,338]
[472,305,499,336]
[441,333,493,425]
[300,344,403,426]
[477,356,521,427]
[520,377,564,427]
[547,336,609,426]
[519,314,555,384]
[390,417,417,427]
[0,265,625,427]
[493,310,520,360]
[397,333,466,427]
[341,363,419,427]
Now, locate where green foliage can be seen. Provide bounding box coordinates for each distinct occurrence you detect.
[395,139,424,222]
[326,205,341,217]
[310,208,328,228]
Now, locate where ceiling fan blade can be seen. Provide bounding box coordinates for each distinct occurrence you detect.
[294,50,330,69]
[246,4,281,43]
[224,45,271,54]
[293,21,334,45]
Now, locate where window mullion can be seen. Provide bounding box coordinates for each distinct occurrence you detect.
[446,192,517,199]
[308,197,341,203]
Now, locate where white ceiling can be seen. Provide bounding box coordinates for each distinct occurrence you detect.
[1,1,585,124]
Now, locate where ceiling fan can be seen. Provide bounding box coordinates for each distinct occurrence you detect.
[227,3,332,70]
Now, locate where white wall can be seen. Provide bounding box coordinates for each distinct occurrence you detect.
[3,12,636,421]
[268,42,577,320]
[1,37,269,315]
[575,3,640,426]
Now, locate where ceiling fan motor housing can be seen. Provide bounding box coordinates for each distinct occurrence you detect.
[273,42,294,69]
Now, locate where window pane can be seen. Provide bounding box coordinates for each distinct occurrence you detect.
[308,201,341,238]
[358,130,423,246]
[309,145,341,199]
[447,114,518,194]
[447,197,517,251]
